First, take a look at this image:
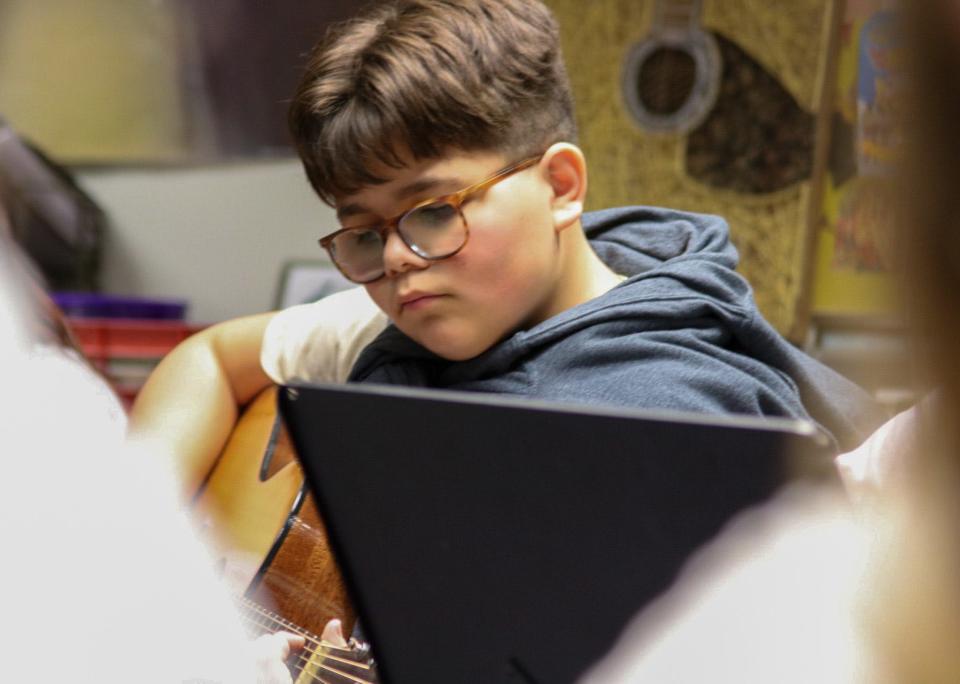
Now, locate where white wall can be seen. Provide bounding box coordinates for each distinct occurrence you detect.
[77,159,341,324]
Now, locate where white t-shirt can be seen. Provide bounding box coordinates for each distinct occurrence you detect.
[260,286,389,385]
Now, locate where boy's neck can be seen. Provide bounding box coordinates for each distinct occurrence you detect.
[529,221,625,325]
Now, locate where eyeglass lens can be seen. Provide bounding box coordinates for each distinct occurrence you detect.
[330,200,467,281]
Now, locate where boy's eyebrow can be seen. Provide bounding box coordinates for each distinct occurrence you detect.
[394,175,462,201]
[336,175,464,222]
[336,204,370,221]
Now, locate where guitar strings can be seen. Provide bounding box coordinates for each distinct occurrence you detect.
[296,660,374,684]
[242,613,375,684]
[240,601,366,661]
[237,595,357,653]
[237,597,376,682]
[242,611,366,667]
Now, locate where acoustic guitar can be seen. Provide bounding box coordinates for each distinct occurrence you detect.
[192,386,378,683]
[622,0,721,135]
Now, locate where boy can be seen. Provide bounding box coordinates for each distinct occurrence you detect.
[130,0,882,496]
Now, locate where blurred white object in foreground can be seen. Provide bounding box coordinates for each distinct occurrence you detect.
[579,485,883,683]
[0,246,261,682]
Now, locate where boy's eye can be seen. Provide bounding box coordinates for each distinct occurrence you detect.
[347,229,380,247]
[354,229,381,245]
[404,202,458,231]
[336,228,381,251]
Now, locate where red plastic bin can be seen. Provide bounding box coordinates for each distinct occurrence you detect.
[68,318,205,361]
[66,318,207,407]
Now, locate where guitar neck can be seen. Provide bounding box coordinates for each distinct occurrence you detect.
[236,595,378,684]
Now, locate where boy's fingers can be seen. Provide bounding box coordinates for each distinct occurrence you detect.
[321,618,348,647]
[251,631,305,684]
[280,631,307,652]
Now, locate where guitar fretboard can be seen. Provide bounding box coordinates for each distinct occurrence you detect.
[656,0,703,30]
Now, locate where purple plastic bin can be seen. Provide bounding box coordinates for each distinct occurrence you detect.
[52,292,188,320]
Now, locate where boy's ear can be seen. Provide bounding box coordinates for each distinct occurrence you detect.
[542,143,587,232]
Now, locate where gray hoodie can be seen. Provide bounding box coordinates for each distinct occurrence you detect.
[348,206,884,451]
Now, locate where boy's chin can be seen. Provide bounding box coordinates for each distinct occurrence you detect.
[424,341,484,362]
[436,349,482,362]
[412,330,489,362]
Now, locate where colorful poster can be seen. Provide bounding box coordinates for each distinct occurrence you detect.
[811,0,901,314]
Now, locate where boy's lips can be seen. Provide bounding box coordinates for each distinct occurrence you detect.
[397,291,445,312]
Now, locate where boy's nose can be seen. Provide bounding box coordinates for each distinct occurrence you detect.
[382,229,429,278]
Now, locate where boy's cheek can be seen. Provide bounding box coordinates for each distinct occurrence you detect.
[364,282,393,316]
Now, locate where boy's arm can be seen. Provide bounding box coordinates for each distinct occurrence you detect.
[127,312,274,498]
[129,287,388,499]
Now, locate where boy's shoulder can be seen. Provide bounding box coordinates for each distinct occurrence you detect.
[262,287,388,385]
[582,205,738,279]
[583,205,731,238]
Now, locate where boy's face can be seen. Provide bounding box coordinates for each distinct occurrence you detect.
[334,149,565,360]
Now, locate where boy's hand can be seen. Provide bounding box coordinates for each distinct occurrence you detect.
[320,619,380,682]
[251,631,305,684]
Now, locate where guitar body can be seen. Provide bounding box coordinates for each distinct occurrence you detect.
[622,0,722,134]
[192,386,355,638]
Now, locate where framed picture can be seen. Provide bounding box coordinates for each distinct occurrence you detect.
[809,0,899,320]
[275,260,353,310]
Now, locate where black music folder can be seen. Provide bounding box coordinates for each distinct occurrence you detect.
[279,382,836,684]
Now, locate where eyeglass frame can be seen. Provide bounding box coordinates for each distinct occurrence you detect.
[318,153,544,283]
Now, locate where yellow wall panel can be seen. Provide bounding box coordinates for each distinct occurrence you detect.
[0,0,186,162]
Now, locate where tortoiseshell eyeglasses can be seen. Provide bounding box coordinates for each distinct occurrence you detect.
[319,154,543,283]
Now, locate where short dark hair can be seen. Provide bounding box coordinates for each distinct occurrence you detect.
[288,0,578,205]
